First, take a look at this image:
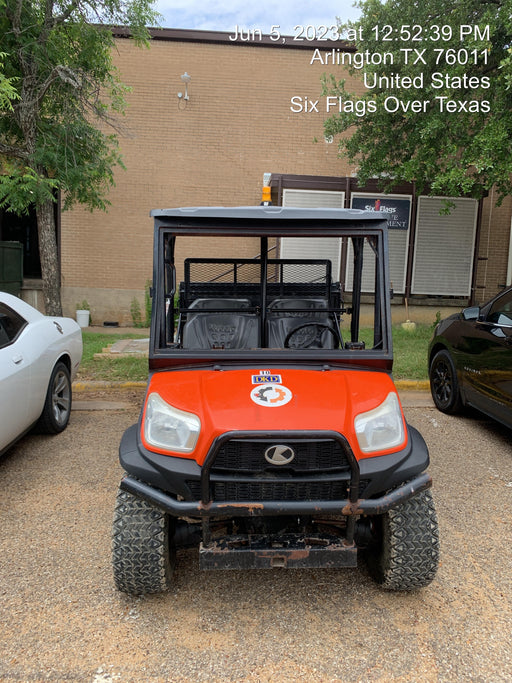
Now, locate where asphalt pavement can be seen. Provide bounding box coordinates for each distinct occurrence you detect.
[0,388,511,682]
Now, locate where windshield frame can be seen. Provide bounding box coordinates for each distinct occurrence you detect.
[149,207,393,371]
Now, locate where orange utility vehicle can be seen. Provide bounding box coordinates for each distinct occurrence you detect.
[112,206,439,593]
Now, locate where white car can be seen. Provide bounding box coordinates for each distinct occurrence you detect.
[0,292,83,455]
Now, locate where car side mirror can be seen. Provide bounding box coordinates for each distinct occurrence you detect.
[462,306,480,321]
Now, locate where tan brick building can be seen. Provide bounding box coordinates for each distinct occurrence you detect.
[59,29,366,323]
[2,28,511,322]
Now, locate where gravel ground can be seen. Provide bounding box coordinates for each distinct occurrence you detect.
[0,390,511,682]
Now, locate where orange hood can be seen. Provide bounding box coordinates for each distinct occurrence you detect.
[141,367,406,462]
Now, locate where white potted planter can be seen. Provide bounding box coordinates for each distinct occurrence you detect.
[76,309,90,328]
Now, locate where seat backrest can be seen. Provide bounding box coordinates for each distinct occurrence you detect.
[267,298,328,316]
[182,298,258,349]
[188,298,251,310]
[267,298,335,349]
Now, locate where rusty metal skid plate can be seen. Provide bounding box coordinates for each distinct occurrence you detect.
[199,533,358,570]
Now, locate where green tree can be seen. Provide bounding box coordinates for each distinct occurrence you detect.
[0,0,158,314]
[0,53,19,111]
[324,0,512,203]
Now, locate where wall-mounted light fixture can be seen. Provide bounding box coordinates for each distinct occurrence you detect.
[178,72,191,101]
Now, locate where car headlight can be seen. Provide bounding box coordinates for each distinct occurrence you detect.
[144,392,201,453]
[354,392,405,454]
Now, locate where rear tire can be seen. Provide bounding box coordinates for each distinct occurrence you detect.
[37,361,72,434]
[429,349,462,414]
[366,489,439,591]
[112,487,175,595]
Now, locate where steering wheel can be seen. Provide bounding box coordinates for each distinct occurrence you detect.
[283,322,341,349]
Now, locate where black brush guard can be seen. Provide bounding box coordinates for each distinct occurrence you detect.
[120,429,432,570]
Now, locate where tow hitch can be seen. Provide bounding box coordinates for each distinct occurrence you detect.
[199,533,358,570]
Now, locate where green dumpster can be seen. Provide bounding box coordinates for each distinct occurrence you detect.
[0,241,23,296]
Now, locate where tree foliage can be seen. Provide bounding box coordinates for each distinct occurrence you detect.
[0,52,19,111]
[0,0,158,313]
[324,0,512,203]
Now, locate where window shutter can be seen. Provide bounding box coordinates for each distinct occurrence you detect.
[412,197,477,296]
[281,190,345,279]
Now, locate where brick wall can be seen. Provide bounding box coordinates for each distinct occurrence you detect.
[60,35,360,322]
[60,32,512,322]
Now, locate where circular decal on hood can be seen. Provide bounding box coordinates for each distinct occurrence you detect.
[250,383,292,408]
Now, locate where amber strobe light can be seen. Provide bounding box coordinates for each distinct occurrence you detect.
[260,186,272,205]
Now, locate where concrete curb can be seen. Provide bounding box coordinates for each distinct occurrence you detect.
[395,380,430,391]
[73,380,147,391]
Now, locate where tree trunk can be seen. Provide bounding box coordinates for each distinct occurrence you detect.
[36,197,62,316]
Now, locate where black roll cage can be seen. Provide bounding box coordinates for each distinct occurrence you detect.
[148,207,393,371]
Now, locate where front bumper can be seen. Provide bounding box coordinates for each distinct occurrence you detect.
[119,421,431,519]
[120,471,432,518]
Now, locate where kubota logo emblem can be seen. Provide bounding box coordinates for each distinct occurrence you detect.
[250,383,292,407]
[264,445,296,466]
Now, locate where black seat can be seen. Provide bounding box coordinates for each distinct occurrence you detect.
[187,298,251,311]
[267,298,336,349]
[182,298,259,349]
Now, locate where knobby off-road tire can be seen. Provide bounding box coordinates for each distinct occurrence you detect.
[112,488,175,595]
[367,489,439,591]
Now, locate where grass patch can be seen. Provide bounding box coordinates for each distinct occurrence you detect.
[360,323,432,380]
[391,323,433,380]
[76,325,433,383]
[77,331,149,382]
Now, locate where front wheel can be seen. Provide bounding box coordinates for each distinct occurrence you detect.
[112,487,175,595]
[37,361,72,434]
[366,489,439,591]
[429,349,462,414]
